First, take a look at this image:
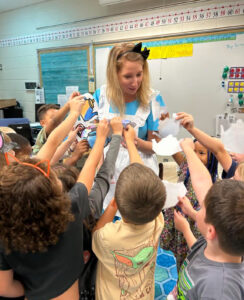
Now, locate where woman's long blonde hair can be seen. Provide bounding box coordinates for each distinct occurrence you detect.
[106,43,151,115]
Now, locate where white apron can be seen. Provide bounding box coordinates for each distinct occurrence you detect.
[98,85,159,215]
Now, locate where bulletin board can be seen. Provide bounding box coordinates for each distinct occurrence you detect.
[38,46,89,104]
[94,29,244,137]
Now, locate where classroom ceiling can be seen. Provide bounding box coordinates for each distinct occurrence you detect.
[0,0,201,14]
[0,0,51,13]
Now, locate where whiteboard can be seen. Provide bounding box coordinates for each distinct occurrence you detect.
[95,32,244,137]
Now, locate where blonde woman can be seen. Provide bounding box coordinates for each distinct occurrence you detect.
[94,42,166,213]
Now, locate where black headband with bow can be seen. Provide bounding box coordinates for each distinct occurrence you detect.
[117,42,150,61]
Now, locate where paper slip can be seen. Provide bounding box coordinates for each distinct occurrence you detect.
[162,180,187,209]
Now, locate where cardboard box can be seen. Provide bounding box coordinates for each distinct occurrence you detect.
[0,99,17,109]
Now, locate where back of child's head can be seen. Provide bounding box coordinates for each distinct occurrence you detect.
[0,157,74,254]
[0,126,16,134]
[204,179,244,256]
[52,163,79,192]
[115,163,166,225]
[7,133,32,158]
[37,104,59,122]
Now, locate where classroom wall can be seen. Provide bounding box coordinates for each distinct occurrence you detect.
[0,0,243,123]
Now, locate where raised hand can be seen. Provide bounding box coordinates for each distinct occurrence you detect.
[174,210,190,233]
[123,125,136,144]
[176,112,194,131]
[180,138,195,152]
[96,119,110,141]
[110,117,123,136]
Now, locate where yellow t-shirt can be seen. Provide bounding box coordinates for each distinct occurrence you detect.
[92,213,164,300]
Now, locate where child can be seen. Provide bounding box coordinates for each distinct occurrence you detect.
[33,91,81,154]
[0,104,109,298]
[170,138,244,299]
[7,133,32,158]
[176,112,238,179]
[160,126,218,270]
[92,126,166,300]
[53,117,123,299]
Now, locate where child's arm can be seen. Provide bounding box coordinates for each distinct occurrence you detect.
[64,140,89,166]
[174,210,196,248]
[88,117,122,219]
[50,128,79,165]
[77,119,109,194]
[176,112,232,172]
[36,96,84,161]
[135,137,154,155]
[180,138,212,206]
[124,126,143,164]
[45,91,79,136]
[177,196,197,222]
[172,152,184,166]
[92,198,118,233]
[0,270,24,297]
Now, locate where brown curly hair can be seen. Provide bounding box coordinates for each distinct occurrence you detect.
[0,158,74,254]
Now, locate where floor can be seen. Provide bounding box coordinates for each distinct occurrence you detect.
[155,247,178,300]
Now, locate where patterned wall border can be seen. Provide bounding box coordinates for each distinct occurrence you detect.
[0,2,243,48]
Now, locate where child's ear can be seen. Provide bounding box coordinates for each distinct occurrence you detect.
[39,120,45,127]
[206,224,216,240]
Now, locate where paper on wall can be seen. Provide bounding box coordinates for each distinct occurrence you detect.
[152,135,182,156]
[162,180,187,209]
[57,94,67,107]
[35,88,45,104]
[220,119,244,153]
[66,86,79,100]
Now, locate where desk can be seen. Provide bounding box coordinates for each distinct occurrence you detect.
[0,99,16,109]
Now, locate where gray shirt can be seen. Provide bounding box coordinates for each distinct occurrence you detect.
[178,237,244,300]
[88,134,121,218]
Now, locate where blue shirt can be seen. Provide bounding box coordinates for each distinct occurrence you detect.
[222,159,238,179]
[93,88,165,140]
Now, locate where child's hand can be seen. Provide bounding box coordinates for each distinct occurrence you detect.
[110,117,123,136]
[176,112,194,131]
[180,138,195,151]
[160,112,169,121]
[230,152,244,163]
[69,96,85,114]
[72,140,89,160]
[174,210,190,233]
[68,91,81,101]
[67,127,79,143]
[96,119,110,140]
[177,196,195,218]
[123,125,136,143]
